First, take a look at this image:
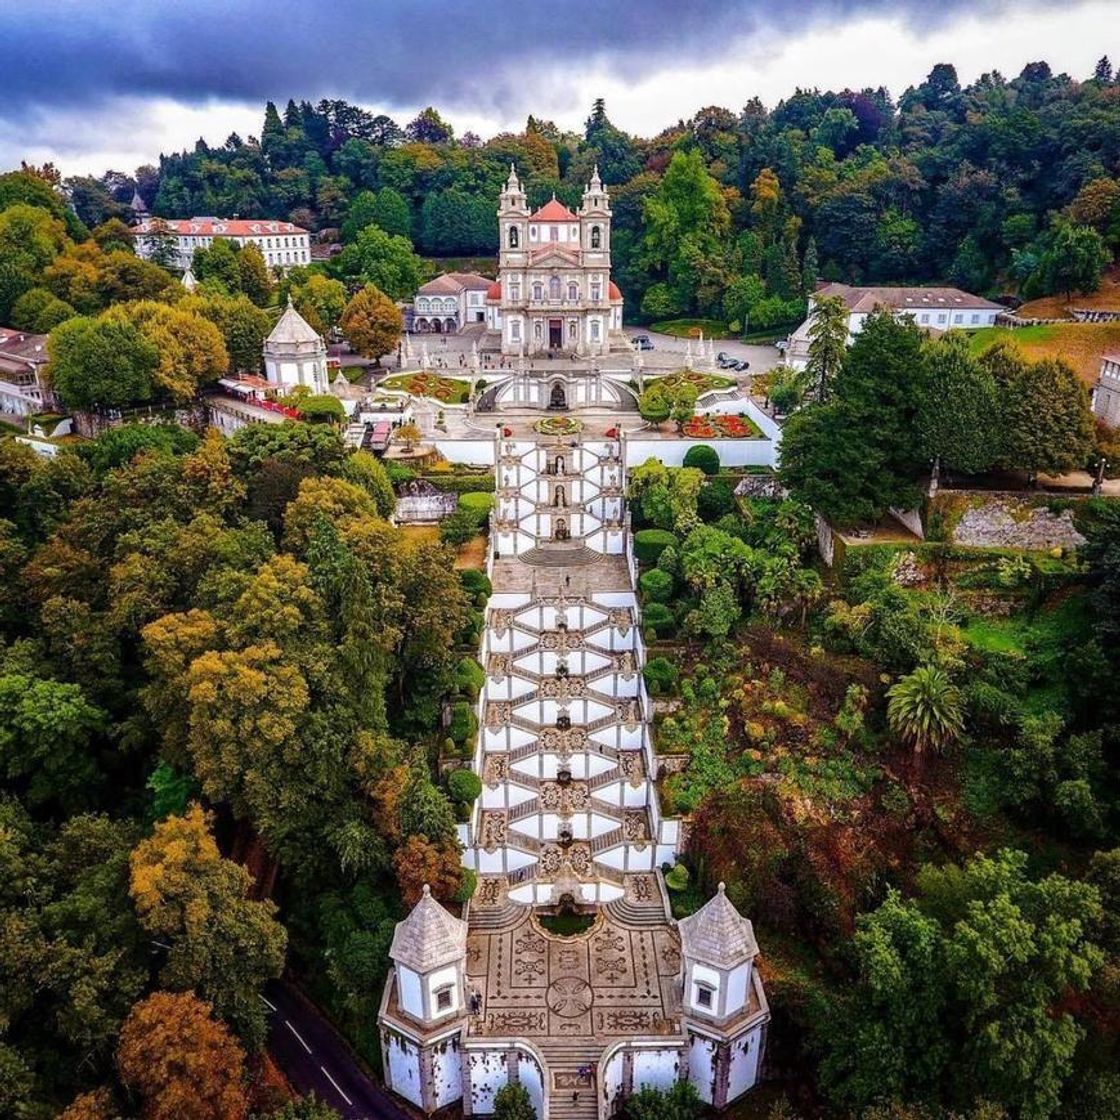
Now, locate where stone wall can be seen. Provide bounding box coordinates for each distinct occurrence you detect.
[945,495,1087,550]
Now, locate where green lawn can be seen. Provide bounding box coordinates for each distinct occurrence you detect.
[649,317,732,339]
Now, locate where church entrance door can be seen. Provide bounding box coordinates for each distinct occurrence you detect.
[549,319,563,349]
[548,382,567,410]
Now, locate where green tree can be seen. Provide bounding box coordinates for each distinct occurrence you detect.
[887,665,965,758]
[918,336,1000,475]
[236,243,272,306]
[335,224,424,300]
[193,237,242,293]
[293,274,347,334]
[804,294,849,401]
[182,292,271,374]
[1039,223,1111,299]
[493,1083,535,1120]
[0,202,70,320]
[622,1080,703,1120]
[46,315,158,410]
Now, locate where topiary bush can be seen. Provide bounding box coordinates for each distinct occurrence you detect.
[459,491,494,513]
[665,863,690,892]
[639,568,674,604]
[642,602,675,637]
[447,768,483,803]
[448,701,477,745]
[456,656,486,699]
[643,656,679,695]
[634,528,678,565]
[683,444,720,475]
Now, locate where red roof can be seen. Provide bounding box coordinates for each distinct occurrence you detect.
[531,198,578,222]
[486,280,501,300]
[135,218,308,237]
[609,281,622,300]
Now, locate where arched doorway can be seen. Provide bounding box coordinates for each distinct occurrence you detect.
[431,319,443,334]
[548,382,567,410]
[444,317,457,333]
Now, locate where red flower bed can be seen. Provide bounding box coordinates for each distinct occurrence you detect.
[682,413,760,439]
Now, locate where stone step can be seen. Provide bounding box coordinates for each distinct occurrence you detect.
[519,544,601,567]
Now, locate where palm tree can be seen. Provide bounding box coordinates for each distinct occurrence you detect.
[886,665,964,759]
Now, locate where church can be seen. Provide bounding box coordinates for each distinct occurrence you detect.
[482,166,625,356]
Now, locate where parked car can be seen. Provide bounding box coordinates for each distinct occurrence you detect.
[731,359,750,372]
[717,352,738,368]
[632,335,654,351]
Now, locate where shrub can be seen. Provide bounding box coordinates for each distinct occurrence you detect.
[643,602,675,637]
[384,461,416,486]
[456,868,478,903]
[448,701,477,744]
[442,737,456,755]
[644,656,679,694]
[440,507,483,546]
[683,444,720,475]
[634,528,677,565]
[459,569,492,597]
[295,394,346,424]
[447,768,483,803]
[697,479,735,522]
[639,568,674,603]
[456,657,486,698]
[665,863,690,891]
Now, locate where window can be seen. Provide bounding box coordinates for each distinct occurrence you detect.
[568,282,578,301]
[696,985,714,1009]
[953,313,963,324]
[591,225,601,249]
[510,283,521,301]
[532,282,543,301]
[509,226,519,248]
[530,225,538,240]
[435,986,453,1012]
[591,321,600,341]
[920,313,929,324]
[937,313,947,324]
[549,225,559,242]
[591,284,601,302]
[511,320,521,341]
[549,276,561,299]
[971,313,980,324]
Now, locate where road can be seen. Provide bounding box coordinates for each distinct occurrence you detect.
[263,980,415,1120]
[622,326,783,372]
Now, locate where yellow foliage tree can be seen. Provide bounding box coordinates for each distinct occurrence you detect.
[339,283,402,364]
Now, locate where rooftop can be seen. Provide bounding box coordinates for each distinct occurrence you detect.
[532,197,579,222]
[134,217,308,237]
[814,281,1004,314]
[390,884,468,973]
[417,271,493,296]
[0,328,49,366]
[677,882,759,969]
[266,299,322,346]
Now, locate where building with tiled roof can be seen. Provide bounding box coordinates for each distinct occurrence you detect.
[132,216,311,273]
[785,281,1005,369]
[413,271,495,334]
[263,298,328,393]
[0,327,52,417]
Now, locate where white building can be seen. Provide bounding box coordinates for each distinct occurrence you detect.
[413,272,493,334]
[488,166,625,356]
[785,282,1004,369]
[1092,351,1120,426]
[263,299,329,394]
[132,217,311,273]
[0,327,52,419]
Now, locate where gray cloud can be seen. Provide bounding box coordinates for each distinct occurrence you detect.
[0,0,1038,126]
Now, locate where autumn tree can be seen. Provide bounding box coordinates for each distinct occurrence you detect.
[129,806,287,1046]
[339,283,402,364]
[393,834,464,906]
[117,991,249,1120]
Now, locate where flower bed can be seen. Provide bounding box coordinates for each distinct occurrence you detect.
[682,413,762,439]
[650,371,737,395]
[380,372,470,403]
[535,416,583,436]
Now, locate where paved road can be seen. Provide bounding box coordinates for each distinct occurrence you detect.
[263,980,414,1120]
[622,326,783,372]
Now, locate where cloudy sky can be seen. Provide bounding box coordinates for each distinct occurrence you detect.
[0,0,1114,176]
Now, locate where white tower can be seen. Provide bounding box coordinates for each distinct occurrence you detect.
[678,883,770,1109]
[579,164,612,260]
[497,164,529,263]
[263,297,328,393]
[379,885,469,1113]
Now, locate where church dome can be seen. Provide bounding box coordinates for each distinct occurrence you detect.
[267,298,322,347]
[486,280,501,301]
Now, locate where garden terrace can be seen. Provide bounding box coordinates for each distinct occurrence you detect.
[379,371,472,402]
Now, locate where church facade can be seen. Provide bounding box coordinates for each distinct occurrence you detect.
[483,167,625,356]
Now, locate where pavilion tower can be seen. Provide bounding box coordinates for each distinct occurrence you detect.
[678,883,770,1108]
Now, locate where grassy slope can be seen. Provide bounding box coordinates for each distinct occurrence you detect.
[1016,272,1120,319]
[969,322,1120,384]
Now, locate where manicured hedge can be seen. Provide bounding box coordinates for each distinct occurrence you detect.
[634,529,678,565]
[448,701,478,744]
[456,656,486,698]
[459,491,495,512]
[683,444,720,475]
[639,568,674,604]
[459,569,492,597]
[643,656,679,694]
[420,474,496,494]
[642,602,675,636]
[447,768,483,803]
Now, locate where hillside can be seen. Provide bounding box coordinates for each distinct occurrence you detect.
[968,321,1120,382]
[1017,270,1120,319]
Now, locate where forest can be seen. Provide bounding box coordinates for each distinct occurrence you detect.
[62,57,1120,336]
